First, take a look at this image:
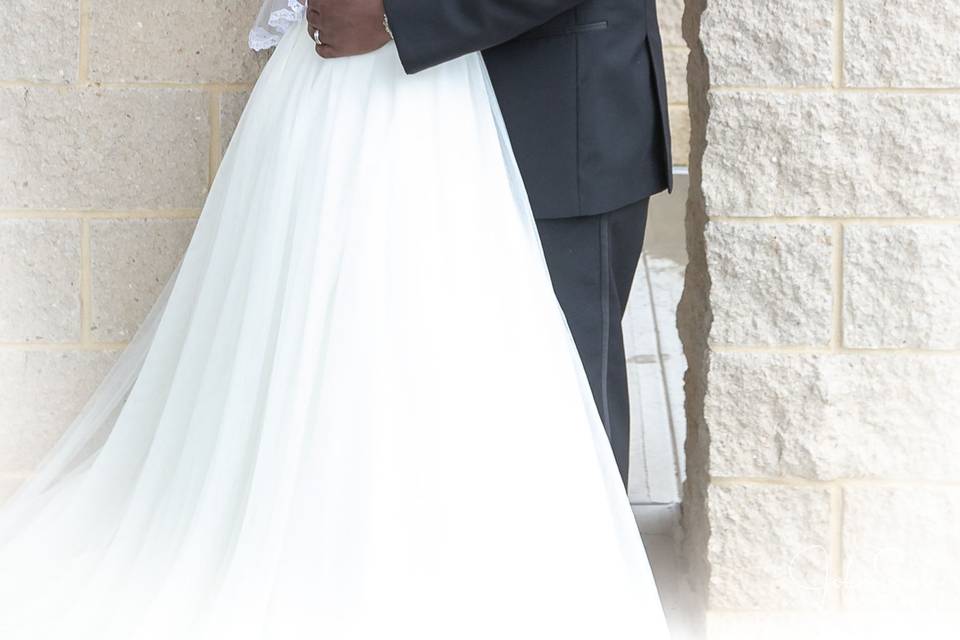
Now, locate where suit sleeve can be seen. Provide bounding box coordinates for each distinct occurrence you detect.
[383,0,586,74]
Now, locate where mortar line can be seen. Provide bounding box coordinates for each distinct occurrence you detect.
[713,477,960,489]
[833,0,845,88]
[705,607,851,615]
[78,0,90,84]
[100,82,255,91]
[831,222,845,351]
[0,342,127,351]
[0,81,254,91]
[209,91,223,185]
[708,216,960,225]
[80,218,92,344]
[0,210,201,220]
[710,85,960,95]
[711,344,960,356]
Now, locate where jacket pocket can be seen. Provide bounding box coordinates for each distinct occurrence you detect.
[518,20,609,41]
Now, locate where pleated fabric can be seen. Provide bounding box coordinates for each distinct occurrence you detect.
[0,23,669,640]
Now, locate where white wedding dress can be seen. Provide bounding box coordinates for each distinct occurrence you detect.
[0,6,669,639]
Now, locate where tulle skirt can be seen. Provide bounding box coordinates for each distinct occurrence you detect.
[0,23,669,639]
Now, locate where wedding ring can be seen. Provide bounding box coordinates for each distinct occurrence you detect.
[314,29,323,47]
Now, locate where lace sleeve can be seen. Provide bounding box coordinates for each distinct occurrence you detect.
[249,0,306,51]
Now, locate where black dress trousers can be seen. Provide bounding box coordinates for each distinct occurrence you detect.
[536,199,650,487]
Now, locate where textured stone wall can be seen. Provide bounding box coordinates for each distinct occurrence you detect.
[679,1,960,637]
[0,1,264,499]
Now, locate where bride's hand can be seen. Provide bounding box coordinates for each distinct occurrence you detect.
[305,0,391,59]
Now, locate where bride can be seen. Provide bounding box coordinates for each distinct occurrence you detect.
[0,2,669,638]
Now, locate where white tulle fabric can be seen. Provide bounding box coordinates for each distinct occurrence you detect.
[250,0,305,51]
[0,23,669,640]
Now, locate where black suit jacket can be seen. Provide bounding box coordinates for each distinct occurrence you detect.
[384,0,673,219]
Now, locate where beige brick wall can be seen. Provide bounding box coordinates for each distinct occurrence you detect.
[680,0,960,637]
[660,0,692,165]
[0,2,687,499]
[0,1,263,497]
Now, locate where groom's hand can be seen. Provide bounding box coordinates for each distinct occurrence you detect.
[306,0,391,59]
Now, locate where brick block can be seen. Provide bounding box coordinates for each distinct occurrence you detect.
[0,219,81,343]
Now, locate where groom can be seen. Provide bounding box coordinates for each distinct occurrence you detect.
[308,0,673,487]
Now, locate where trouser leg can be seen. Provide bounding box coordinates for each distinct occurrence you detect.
[535,199,650,487]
